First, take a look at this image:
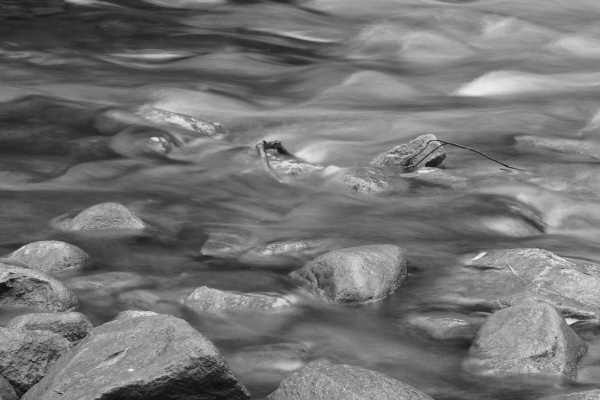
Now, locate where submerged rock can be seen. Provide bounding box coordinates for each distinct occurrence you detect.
[6,312,93,344]
[200,230,252,258]
[542,390,600,400]
[0,328,70,396]
[464,298,586,379]
[0,375,17,400]
[370,134,446,169]
[406,312,480,343]
[267,362,434,400]
[185,286,291,312]
[0,264,78,312]
[228,342,308,383]
[22,314,251,400]
[433,248,600,319]
[342,167,393,193]
[270,157,326,176]
[64,202,145,231]
[3,240,89,273]
[136,106,229,140]
[291,244,407,303]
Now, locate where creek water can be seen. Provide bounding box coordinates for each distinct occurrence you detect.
[3,0,600,398]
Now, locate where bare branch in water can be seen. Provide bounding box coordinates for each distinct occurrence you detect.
[405,140,526,172]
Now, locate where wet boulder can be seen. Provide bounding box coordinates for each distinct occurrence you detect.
[64,202,145,231]
[464,298,586,379]
[3,240,90,273]
[0,264,78,312]
[433,248,600,319]
[291,244,407,303]
[6,312,93,345]
[267,362,434,400]
[0,328,70,397]
[186,286,291,312]
[22,314,252,400]
[0,375,17,400]
[370,134,446,169]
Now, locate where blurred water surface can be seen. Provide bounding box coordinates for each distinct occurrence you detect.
[3,0,600,398]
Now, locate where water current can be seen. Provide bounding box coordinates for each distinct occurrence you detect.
[3,0,600,398]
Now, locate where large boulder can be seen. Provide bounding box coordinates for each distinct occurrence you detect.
[186,286,291,312]
[0,328,70,396]
[22,314,251,400]
[432,248,600,319]
[3,240,90,273]
[0,264,78,311]
[370,134,446,169]
[464,298,586,379]
[64,202,145,231]
[0,375,17,400]
[291,244,407,303]
[267,362,434,400]
[6,312,93,344]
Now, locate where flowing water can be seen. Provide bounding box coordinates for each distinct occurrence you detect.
[3,0,600,398]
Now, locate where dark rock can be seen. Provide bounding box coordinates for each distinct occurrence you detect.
[291,244,407,303]
[135,106,229,140]
[3,240,90,273]
[464,298,586,379]
[267,362,434,400]
[433,248,600,319]
[6,312,93,344]
[542,390,600,400]
[0,375,17,400]
[22,314,251,400]
[0,264,78,312]
[186,286,291,312]
[406,312,480,343]
[370,134,446,169]
[64,202,145,231]
[0,328,70,396]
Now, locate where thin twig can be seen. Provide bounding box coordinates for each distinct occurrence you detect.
[505,261,528,284]
[404,140,526,172]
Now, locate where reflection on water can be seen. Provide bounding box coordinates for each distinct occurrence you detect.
[3,0,600,398]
